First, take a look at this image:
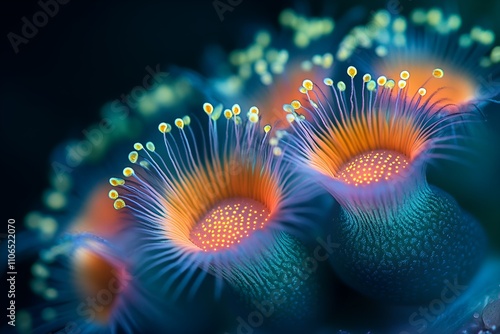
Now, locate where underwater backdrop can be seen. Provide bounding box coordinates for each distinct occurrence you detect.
[2,0,500,333]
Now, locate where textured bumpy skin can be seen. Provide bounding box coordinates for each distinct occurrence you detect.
[223,232,318,323]
[330,186,487,303]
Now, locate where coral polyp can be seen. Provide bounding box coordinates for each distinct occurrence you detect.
[281,66,487,303]
[13,3,500,333]
[26,234,160,334]
[110,103,320,322]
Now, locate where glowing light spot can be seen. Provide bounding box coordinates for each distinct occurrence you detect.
[400,70,410,80]
[189,198,270,252]
[248,113,259,123]
[337,150,409,186]
[324,78,334,86]
[113,199,126,210]
[232,104,241,115]
[108,190,119,200]
[432,68,444,78]
[249,106,259,115]
[73,249,124,324]
[123,167,134,177]
[128,151,138,163]
[109,178,125,186]
[203,102,214,115]
[291,100,301,109]
[377,76,387,86]
[158,122,171,134]
[175,118,184,129]
[302,79,314,91]
[347,66,357,78]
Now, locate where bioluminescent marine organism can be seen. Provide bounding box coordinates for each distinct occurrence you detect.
[336,8,500,113]
[278,65,487,303]
[16,74,216,333]
[27,233,163,334]
[109,103,322,324]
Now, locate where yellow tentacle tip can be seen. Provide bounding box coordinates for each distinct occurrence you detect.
[249,106,259,115]
[109,178,125,187]
[432,68,444,78]
[400,70,410,80]
[123,167,134,177]
[263,124,272,133]
[175,118,184,129]
[224,109,233,119]
[128,151,138,163]
[299,86,307,94]
[158,122,172,133]
[418,87,427,96]
[347,66,357,78]
[291,100,301,110]
[302,79,314,91]
[133,143,143,150]
[108,189,119,200]
[398,80,407,89]
[113,199,126,210]
[323,78,334,86]
[232,104,241,115]
[377,76,387,86]
[203,102,214,115]
[363,74,371,83]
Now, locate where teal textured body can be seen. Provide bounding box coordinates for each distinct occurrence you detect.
[331,185,487,303]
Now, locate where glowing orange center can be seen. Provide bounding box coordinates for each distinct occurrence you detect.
[337,150,409,186]
[189,198,270,252]
[74,249,122,323]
